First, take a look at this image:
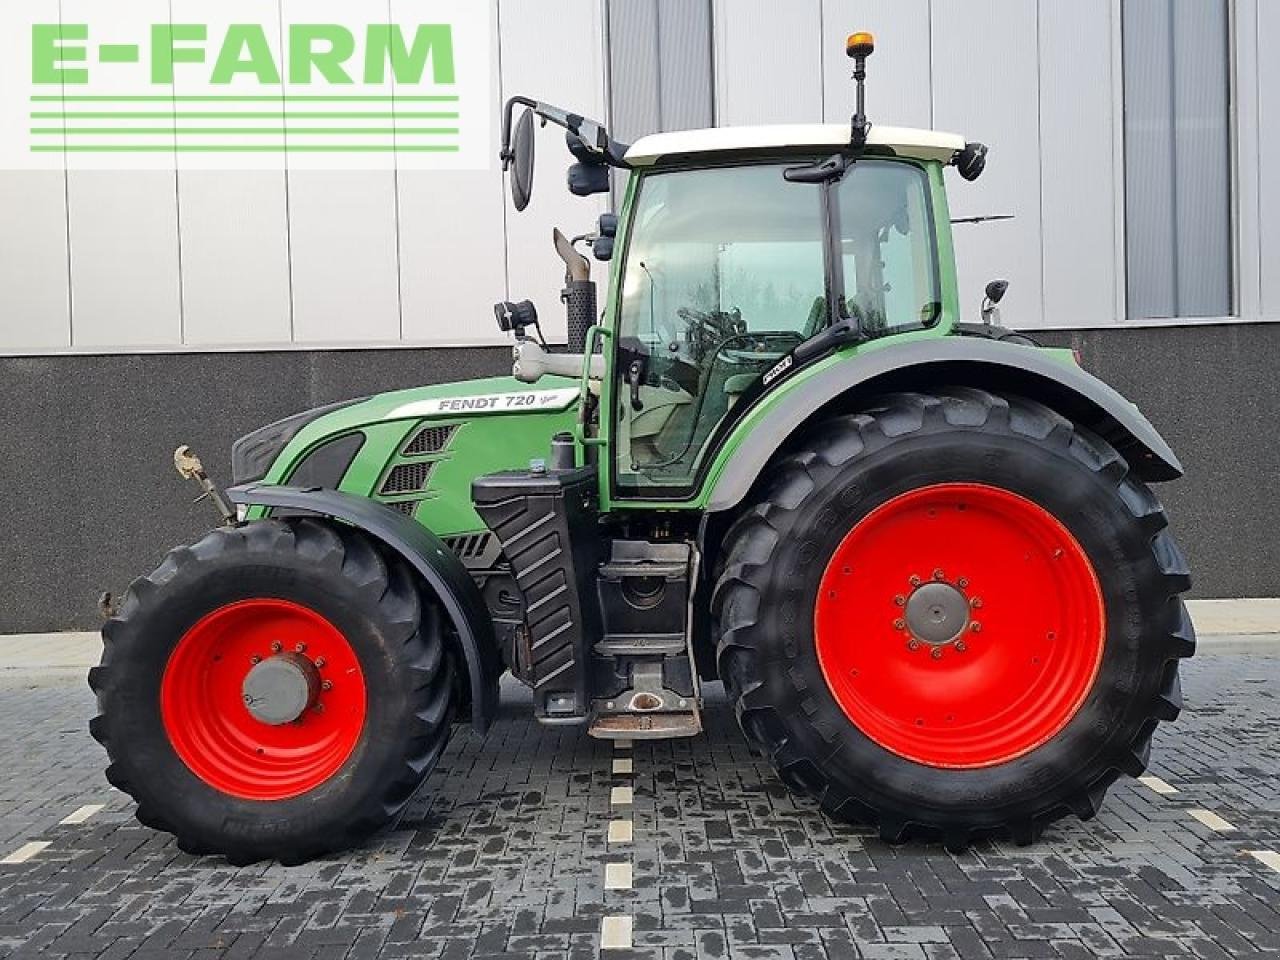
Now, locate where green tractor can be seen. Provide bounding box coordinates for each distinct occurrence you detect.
[90,35,1192,864]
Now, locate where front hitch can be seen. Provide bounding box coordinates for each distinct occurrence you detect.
[173,445,236,525]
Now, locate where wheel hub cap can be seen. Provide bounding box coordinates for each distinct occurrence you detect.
[904,581,970,646]
[242,653,320,726]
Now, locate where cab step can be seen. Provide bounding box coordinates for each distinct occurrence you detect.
[589,709,702,740]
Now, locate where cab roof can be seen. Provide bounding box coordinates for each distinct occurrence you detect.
[624,124,965,167]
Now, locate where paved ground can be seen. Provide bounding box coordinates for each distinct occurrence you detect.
[1,646,1278,959]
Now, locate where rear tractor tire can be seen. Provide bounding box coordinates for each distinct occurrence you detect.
[713,388,1193,849]
[89,518,456,865]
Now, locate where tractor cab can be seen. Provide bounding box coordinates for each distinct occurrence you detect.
[495,34,987,502]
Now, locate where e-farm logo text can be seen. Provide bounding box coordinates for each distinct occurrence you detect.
[2,2,490,170]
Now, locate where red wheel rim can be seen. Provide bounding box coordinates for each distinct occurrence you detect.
[161,599,367,800]
[814,483,1105,769]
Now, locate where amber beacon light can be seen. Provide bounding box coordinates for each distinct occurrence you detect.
[846,31,875,58]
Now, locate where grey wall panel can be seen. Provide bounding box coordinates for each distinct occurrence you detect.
[1254,0,1278,318]
[655,0,714,131]
[820,0,932,128]
[0,173,71,351]
[399,1,508,345]
[1123,0,1176,319]
[608,0,662,140]
[931,0,1043,328]
[66,171,184,348]
[1037,0,1119,328]
[608,0,714,139]
[712,0,823,125]
[1170,0,1231,317]
[177,172,293,345]
[60,0,183,348]
[398,170,510,344]
[171,0,292,347]
[499,0,610,344]
[286,172,403,343]
[1124,0,1232,319]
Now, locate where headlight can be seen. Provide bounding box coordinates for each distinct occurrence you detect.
[231,398,365,485]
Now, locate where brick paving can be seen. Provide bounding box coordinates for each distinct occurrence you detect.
[0,648,1278,959]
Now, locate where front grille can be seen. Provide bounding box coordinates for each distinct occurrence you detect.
[403,424,456,456]
[380,461,434,495]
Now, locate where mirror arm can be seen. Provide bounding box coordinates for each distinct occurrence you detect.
[500,96,631,169]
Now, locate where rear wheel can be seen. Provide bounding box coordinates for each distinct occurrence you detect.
[713,388,1193,848]
[90,518,456,865]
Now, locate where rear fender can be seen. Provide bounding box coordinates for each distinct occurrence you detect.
[705,337,1182,514]
[226,484,502,734]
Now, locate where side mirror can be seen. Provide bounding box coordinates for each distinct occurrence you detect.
[984,279,1009,305]
[955,141,988,181]
[510,109,536,211]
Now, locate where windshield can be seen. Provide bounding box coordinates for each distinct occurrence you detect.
[614,158,940,494]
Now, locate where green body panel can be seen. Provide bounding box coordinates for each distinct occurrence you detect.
[245,375,580,536]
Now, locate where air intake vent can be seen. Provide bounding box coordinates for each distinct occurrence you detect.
[443,532,494,561]
[381,461,434,495]
[387,500,419,517]
[404,425,456,456]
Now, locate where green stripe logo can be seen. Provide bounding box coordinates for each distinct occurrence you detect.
[13,5,489,168]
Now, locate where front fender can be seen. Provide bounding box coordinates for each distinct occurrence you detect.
[705,337,1182,513]
[226,484,502,734]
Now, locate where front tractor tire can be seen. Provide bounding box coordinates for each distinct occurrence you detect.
[89,518,456,865]
[713,388,1194,849]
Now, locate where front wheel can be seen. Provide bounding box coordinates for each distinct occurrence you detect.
[89,519,456,865]
[713,388,1193,849]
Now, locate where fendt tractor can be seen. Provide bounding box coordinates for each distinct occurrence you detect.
[91,35,1193,865]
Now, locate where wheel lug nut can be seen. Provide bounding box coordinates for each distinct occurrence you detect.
[322,680,333,691]
[931,647,943,660]
[243,694,252,704]
[958,577,969,588]
[313,703,325,713]
[955,640,967,653]
[970,622,982,633]
[909,575,922,587]
[294,643,307,653]
[894,595,906,606]
[932,569,945,581]
[907,639,920,651]
[249,655,261,665]
[270,641,282,653]
[893,618,906,630]
[970,597,983,609]
[314,657,326,668]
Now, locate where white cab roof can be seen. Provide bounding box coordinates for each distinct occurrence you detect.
[625,124,965,166]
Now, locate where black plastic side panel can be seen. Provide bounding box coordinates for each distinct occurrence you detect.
[472,466,602,720]
[706,337,1183,513]
[225,483,502,734]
